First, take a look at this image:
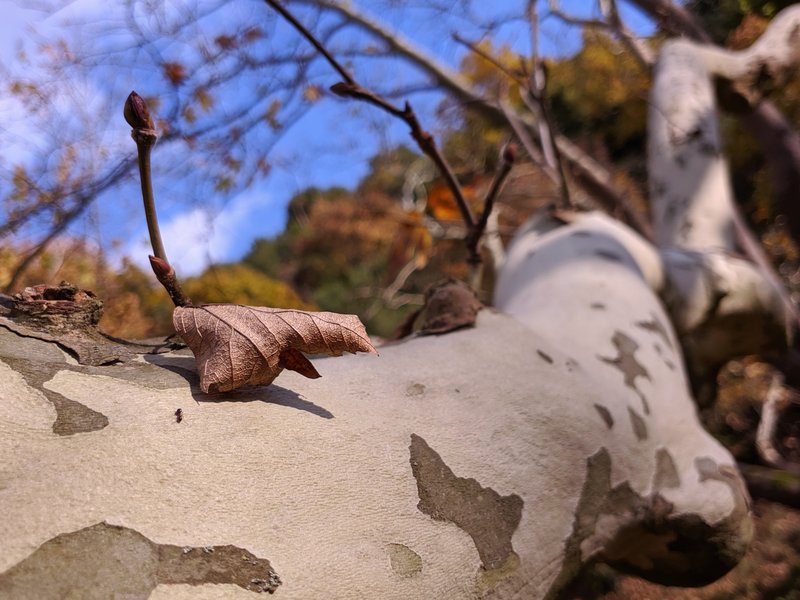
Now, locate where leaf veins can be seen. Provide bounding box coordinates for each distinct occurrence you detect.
[173,304,377,393]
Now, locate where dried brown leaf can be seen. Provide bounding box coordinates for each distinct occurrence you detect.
[173,304,377,393]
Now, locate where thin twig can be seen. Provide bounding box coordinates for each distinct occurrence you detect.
[528,0,571,209]
[266,0,527,273]
[466,143,515,288]
[263,0,355,85]
[548,0,652,69]
[264,0,476,230]
[124,91,190,308]
[467,143,516,263]
[451,33,525,86]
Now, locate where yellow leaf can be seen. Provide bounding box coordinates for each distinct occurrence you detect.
[194,88,214,112]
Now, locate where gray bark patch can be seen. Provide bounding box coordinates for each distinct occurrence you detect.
[3,356,108,436]
[387,543,423,577]
[548,447,750,596]
[598,331,652,415]
[405,383,426,397]
[0,522,280,598]
[628,408,648,441]
[653,448,680,490]
[408,434,523,571]
[593,404,614,429]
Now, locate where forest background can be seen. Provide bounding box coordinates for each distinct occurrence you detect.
[2,0,800,596]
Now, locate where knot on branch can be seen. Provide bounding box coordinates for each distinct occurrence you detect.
[419,278,483,335]
[7,282,103,329]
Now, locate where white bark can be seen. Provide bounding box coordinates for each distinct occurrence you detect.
[7,4,800,599]
[648,5,800,249]
[1,210,751,599]
[646,7,799,386]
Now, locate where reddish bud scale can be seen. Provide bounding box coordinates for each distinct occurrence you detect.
[124,91,155,130]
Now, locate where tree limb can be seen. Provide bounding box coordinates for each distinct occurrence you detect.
[629,0,800,249]
[295,0,652,240]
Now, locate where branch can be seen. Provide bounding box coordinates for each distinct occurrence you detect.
[124,91,190,308]
[265,0,475,232]
[527,0,571,209]
[267,0,522,273]
[738,462,800,508]
[466,143,516,264]
[548,0,653,69]
[630,0,800,249]
[298,0,652,239]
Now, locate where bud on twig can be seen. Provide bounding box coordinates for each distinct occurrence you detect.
[148,255,175,281]
[124,91,155,131]
[503,142,518,164]
[148,255,190,307]
[329,82,353,97]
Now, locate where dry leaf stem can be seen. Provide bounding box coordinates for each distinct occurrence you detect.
[125,91,190,308]
[263,0,514,273]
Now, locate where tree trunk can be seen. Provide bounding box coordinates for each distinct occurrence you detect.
[3,4,800,599]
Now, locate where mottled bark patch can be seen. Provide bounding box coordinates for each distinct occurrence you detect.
[653,448,680,490]
[3,356,108,436]
[537,349,554,364]
[408,434,523,571]
[387,543,423,577]
[0,522,280,598]
[405,383,426,397]
[628,407,648,441]
[598,331,651,414]
[547,447,751,596]
[593,404,614,429]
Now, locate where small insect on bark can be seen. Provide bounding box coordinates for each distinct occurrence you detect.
[175,408,183,423]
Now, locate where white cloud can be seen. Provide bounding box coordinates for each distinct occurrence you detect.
[123,186,284,277]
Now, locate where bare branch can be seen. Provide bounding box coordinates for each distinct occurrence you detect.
[299,0,652,239]
[548,0,653,68]
[268,0,545,275]
[125,92,190,308]
[527,0,571,208]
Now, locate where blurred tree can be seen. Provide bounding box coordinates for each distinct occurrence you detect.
[0,240,166,338]
[183,262,314,309]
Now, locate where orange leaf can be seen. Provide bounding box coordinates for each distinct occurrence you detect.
[427,183,462,221]
[243,27,264,44]
[214,34,238,50]
[162,62,187,86]
[173,304,377,393]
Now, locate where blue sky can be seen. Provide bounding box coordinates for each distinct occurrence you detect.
[0,1,654,276]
